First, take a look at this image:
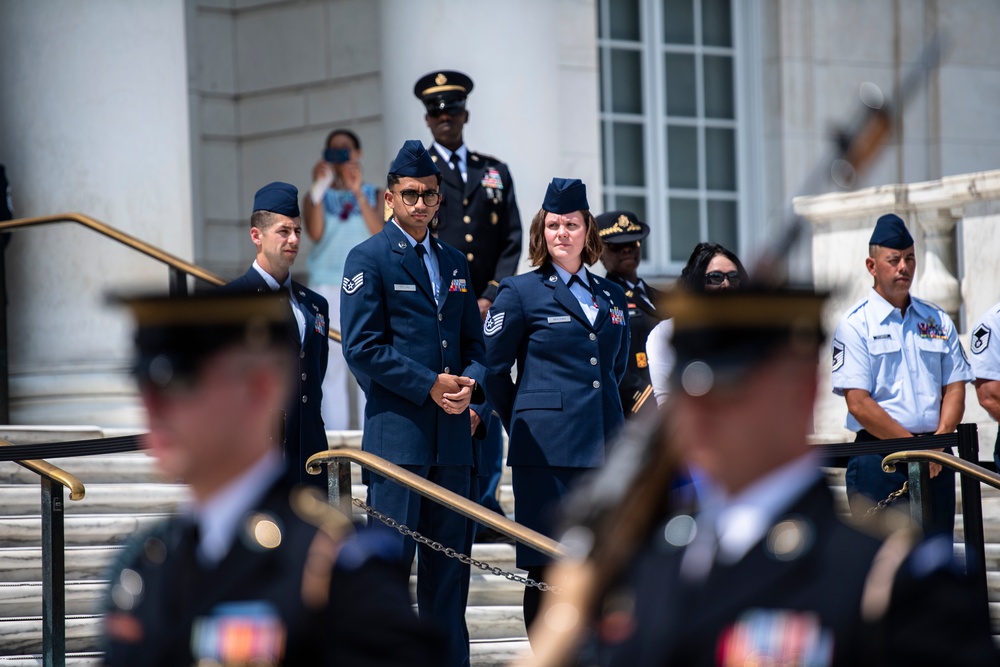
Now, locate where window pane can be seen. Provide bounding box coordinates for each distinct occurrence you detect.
[667,125,698,189]
[707,199,738,250]
[601,122,612,182]
[702,0,732,47]
[663,0,694,45]
[664,53,696,117]
[611,49,643,114]
[613,122,646,186]
[669,197,700,262]
[704,55,734,119]
[609,0,641,41]
[705,127,736,190]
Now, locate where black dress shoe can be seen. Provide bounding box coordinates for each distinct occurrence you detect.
[475,526,515,544]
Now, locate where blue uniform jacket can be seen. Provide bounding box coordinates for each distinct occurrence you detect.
[484,265,630,468]
[340,221,491,467]
[221,269,329,485]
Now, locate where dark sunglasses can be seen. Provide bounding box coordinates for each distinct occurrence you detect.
[606,241,641,252]
[704,271,741,286]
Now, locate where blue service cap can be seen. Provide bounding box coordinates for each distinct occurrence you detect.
[388,140,441,179]
[542,178,589,215]
[869,213,914,249]
[253,182,300,218]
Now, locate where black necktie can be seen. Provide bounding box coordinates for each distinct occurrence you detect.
[415,244,426,259]
[568,275,587,290]
[449,152,460,171]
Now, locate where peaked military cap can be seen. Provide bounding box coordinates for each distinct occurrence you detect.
[253,182,300,218]
[869,213,914,249]
[388,140,442,179]
[542,178,589,215]
[120,292,295,390]
[413,70,474,114]
[660,287,828,395]
[596,210,649,243]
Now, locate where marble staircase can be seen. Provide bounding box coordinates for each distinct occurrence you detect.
[2,428,1000,664]
[0,428,531,666]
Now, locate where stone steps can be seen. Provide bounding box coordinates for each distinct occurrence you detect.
[4,428,998,666]
[0,514,169,547]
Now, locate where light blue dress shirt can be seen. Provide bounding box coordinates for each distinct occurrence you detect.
[832,288,972,433]
[553,263,598,325]
[392,220,441,305]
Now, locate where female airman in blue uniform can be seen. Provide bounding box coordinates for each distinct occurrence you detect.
[483,178,630,632]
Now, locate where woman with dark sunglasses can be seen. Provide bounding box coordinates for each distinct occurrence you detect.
[646,242,749,406]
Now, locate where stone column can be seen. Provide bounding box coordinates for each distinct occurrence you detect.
[0,1,193,426]
[378,0,601,247]
[914,209,961,324]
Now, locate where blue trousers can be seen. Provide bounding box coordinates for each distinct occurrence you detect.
[366,464,472,667]
[846,435,955,540]
[475,418,506,530]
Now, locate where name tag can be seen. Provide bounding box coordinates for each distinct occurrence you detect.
[547,316,571,324]
[394,284,417,292]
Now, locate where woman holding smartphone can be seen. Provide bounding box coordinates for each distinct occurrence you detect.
[483,178,630,634]
[302,128,384,431]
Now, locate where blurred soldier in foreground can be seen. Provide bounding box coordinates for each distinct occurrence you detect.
[520,287,997,667]
[101,292,438,666]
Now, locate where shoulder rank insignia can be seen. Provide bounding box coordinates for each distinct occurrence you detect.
[972,323,991,354]
[342,272,364,295]
[484,311,505,337]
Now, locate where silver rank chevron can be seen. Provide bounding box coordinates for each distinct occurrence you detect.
[342,272,364,295]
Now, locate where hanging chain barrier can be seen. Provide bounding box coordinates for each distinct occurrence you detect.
[352,497,560,593]
[864,482,909,517]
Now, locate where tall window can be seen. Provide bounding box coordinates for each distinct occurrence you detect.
[598,0,743,275]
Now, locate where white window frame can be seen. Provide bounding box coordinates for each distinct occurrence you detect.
[597,0,765,278]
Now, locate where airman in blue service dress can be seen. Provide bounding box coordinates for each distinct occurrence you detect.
[414,70,523,536]
[540,288,997,667]
[220,183,330,491]
[340,140,491,667]
[596,210,663,418]
[484,179,630,577]
[832,214,972,537]
[102,292,438,667]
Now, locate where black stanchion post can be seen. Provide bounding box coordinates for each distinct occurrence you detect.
[169,267,189,296]
[41,477,66,667]
[907,461,932,532]
[327,459,353,517]
[957,423,987,589]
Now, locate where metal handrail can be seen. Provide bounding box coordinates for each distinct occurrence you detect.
[882,450,1000,490]
[0,212,343,342]
[0,212,223,285]
[0,438,86,500]
[307,448,566,560]
[0,436,87,666]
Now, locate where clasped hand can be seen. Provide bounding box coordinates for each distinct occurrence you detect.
[431,374,476,414]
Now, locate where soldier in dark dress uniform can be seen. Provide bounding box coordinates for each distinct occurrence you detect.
[101,292,439,667]
[414,69,523,541]
[519,287,998,667]
[596,210,662,419]
[220,182,330,491]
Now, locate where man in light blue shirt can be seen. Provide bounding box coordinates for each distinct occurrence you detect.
[831,213,972,537]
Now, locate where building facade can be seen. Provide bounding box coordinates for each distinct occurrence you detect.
[0,0,998,427]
